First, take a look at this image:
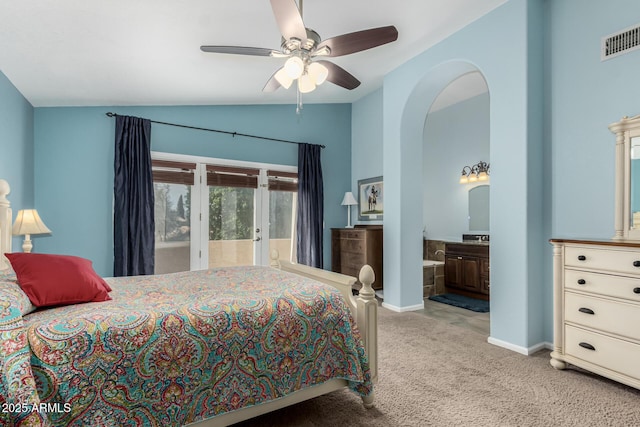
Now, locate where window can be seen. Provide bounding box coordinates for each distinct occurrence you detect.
[151,154,296,273]
[152,160,195,274]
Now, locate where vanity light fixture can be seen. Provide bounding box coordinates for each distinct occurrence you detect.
[459,161,490,184]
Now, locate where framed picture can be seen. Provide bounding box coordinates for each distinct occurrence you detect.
[358,176,383,221]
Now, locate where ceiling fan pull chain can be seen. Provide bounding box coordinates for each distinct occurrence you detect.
[296,87,303,115]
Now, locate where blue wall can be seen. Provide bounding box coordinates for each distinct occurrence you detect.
[0,71,34,251]
[351,88,383,227]
[33,104,352,276]
[548,0,640,238]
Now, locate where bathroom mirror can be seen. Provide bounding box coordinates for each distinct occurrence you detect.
[468,185,490,232]
[609,114,640,240]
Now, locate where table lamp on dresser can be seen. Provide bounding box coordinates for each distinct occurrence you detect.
[12,209,51,253]
[341,192,358,228]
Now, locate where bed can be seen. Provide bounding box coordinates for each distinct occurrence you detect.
[0,178,378,426]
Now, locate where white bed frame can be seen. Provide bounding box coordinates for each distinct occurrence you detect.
[0,179,378,427]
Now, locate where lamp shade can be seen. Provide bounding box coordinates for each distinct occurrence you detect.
[274,67,293,89]
[284,56,304,79]
[308,62,328,85]
[341,192,358,206]
[12,209,51,236]
[298,73,316,93]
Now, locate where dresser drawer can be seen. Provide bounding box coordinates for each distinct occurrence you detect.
[565,292,640,340]
[565,246,640,275]
[340,238,365,253]
[565,269,640,302]
[565,324,640,380]
[338,230,364,240]
[340,251,365,268]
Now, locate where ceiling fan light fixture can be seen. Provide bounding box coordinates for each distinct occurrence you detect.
[274,68,293,89]
[284,56,304,79]
[308,62,328,85]
[298,73,316,93]
[313,46,331,57]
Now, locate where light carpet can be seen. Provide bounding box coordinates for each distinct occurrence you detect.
[233,306,640,426]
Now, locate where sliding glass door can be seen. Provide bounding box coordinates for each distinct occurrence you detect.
[207,185,256,268]
[152,160,196,274]
[267,171,298,264]
[152,155,297,273]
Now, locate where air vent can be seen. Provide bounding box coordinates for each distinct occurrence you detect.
[602,23,640,61]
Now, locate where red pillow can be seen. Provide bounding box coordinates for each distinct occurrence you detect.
[4,253,112,307]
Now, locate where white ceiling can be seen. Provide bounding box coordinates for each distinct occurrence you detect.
[0,0,504,107]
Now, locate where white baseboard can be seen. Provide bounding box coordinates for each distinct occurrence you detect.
[381,301,425,312]
[487,337,553,356]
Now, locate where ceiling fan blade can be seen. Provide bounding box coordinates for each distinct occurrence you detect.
[316,60,360,90]
[263,70,283,92]
[270,0,307,42]
[315,25,398,57]
[200,46,282,57]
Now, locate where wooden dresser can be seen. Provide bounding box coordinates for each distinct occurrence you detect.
[331,226,383,290]
[550,239,640,390]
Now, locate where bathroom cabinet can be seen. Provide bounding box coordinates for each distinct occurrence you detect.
[444,243,489,300]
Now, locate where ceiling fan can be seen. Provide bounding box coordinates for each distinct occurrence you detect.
[200,0,398,95]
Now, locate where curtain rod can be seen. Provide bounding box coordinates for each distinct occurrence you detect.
[105,112,325,149]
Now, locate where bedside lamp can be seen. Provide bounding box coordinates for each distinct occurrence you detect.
[341,192,358,228]
[12,209,51,253]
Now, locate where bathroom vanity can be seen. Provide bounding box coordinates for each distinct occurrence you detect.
[444,241,490,300]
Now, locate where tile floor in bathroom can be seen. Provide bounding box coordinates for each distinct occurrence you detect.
[416,298,490,336]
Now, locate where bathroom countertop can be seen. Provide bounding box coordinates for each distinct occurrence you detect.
[447,241,490,246]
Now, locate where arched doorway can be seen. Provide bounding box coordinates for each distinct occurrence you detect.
[422,70,491,334]
[381,60,489,310]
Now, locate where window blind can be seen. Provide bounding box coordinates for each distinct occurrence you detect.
[206,164,259,189]
[152,160,196,185]
[267,170,298,192]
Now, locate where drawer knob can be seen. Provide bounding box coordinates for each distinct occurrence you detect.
[577,279,586,285]
[577,255,587,261]
[578,307,595,315]
[634,287,640,294]
[634,261,640,267]
[579,342,596,351]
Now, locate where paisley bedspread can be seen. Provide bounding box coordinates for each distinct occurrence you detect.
[0,266,372,426]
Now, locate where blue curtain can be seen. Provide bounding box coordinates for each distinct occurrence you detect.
[296,143,324,268]
[113,115,154,276]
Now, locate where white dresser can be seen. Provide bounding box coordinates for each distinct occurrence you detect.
[550,239,640,389]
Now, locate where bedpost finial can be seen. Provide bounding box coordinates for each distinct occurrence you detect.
[358,265,376,298]
[0,179,10,203]
[269,249,281,268]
